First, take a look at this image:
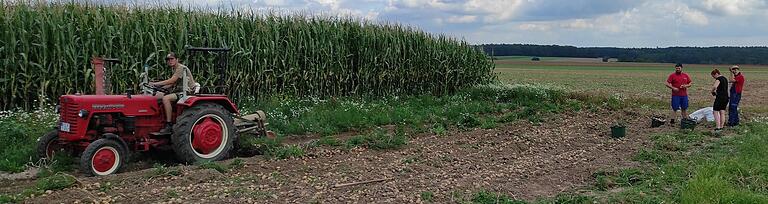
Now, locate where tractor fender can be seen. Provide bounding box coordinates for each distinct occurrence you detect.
[178,96,239,114]
[101,133,129,153]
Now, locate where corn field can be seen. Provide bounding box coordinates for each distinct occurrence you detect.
[0,2,496,110]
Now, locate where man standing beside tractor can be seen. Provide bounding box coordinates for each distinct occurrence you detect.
[666,63,692,125]
[728,65,745,127]
[151,52,197,134]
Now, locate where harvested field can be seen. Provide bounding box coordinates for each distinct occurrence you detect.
[496,59,768,114]
[10,108,670,203]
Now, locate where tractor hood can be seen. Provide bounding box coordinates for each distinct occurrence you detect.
[59,94,161,116]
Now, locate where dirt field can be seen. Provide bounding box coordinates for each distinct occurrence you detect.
[1,108,673,203]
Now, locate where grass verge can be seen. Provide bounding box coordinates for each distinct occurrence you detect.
[241,83,578,136]
[591,122,768,203]
[234,83,583,159]
[0,108,57,173]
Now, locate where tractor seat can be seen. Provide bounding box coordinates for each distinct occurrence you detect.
[155,83,201,104]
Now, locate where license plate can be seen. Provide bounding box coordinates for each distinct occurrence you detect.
[60,122,71,132]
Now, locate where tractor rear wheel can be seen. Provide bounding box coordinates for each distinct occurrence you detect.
[172,102,235,164]
[36,130,66,160]
[80,139,126,176]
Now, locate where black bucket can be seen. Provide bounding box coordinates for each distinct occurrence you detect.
[680,118,697,130]
[651,117,666,128]
[611,125,626,138]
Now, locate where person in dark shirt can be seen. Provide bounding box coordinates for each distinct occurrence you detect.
[710,69,729,132]
[728,65,745,127]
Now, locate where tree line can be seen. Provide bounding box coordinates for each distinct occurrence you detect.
[480,44,768,65]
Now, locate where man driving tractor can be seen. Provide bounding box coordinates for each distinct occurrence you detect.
[36,46,271,176]
[151,52,197,134]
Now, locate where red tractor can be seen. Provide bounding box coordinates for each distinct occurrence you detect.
[36,46,270,176]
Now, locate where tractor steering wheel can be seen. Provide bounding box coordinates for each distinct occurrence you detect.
[141,82,171,95]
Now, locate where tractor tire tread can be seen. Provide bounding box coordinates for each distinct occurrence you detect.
[80,138,126,176]
[35,130,59,160]
[171,102,236,164]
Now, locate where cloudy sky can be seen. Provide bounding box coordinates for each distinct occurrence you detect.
[149,0,768,47]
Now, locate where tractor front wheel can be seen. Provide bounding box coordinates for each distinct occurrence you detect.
[172,103,236,164]
[36,130,66,160]
[80,139,126,176]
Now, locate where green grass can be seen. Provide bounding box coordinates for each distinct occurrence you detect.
[228,158,245,170]
[35,153,77,178]
[98,182,113,193]
[0,108,57,173]
[239,136,306,160]
[35,173,78,191]
[583,123,768,203]
[344,128,408,150]
[0,194,19,203]
[236,83,578,157]
[166,189,180,198]
[592,169,646,191]
[679,124,768,203]
[268,145,306,159]
[470,191,527,204]
[317,136,342,147]
[429,123,448,136]
[146,163,182,178]
[197,161,228,173]
[244,83,576,136]
[445,190,593,204]
[236,82,576,158]
[420,191,434,202]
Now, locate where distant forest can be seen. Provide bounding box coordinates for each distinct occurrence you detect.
[480,44,768,65]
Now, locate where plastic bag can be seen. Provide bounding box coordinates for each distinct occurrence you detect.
[689,107,714,122]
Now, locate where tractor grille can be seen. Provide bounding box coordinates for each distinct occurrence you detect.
[60,101,80,134]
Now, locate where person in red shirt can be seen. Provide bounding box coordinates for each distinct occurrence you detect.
[728,65,745,126]
[665,63,692,124]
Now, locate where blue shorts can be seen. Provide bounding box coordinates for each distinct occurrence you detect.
[671,96,689,111]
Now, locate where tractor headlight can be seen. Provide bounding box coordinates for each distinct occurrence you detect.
[54,105,61,114]
[78,109,89,118]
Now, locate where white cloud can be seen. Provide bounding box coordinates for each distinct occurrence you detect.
[518,23,551,31]
[387,0,526,23]
[464,0,525,22]
[258,0,288,6]
[311,0,341,10]
[560,19,594,29]
[592,8,642,33]
[395,0,454,10]
[445,15,478,24]
[676,6,709,26]
[701,0,767,15]
[588,2,709,33]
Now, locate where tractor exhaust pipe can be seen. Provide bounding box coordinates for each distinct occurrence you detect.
[92,57,107,95]
[91,57,121,95]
